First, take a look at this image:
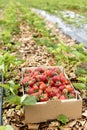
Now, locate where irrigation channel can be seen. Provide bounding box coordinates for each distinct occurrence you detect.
[32,8,87,48]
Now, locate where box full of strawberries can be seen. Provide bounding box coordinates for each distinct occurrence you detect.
[21,66,82,123]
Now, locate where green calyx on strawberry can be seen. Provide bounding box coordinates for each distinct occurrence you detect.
[40,93,49,102]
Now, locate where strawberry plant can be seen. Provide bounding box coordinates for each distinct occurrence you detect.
[21,67,76,102]
[0,51,22,78]
[5,94,36,106]
[57,114,69,125]
[0,1,20,44]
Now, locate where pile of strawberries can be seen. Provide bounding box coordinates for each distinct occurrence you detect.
[21,67,76,102]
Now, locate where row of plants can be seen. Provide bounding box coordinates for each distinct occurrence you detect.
[16,3,59,49]
[0,0,37,119]
[0,0,87,129]
[22,0,87,16]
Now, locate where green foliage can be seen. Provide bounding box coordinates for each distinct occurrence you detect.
[24,0,87,16]
[6,94,36,106]
[2,80,20,95]
[76,67,87,76]
[74,67,87,92]
[73,83,87,92]
[57,114,69,125]
[3,1,19,33]
[52,43,87,67]
[1,52,22,78]
[20,94,36,105]
[0,125,14,130]
[0,1,20,44]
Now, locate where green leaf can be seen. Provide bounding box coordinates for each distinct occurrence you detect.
[2,81,20,95]
[76,67,87,76]
[57,114,69,125]
[0,125,14,130]
[6,95,21,105]
[73,83,87,91]
[77,77,87,83]
[5,94,36,106]
[21,94,36,106]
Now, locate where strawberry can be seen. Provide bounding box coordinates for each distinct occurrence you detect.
[59,85,66,91]
[32,71,40,78]
[23,73,27,77]
[45,87,51,96]
[39,93,49,102]
[35,67,44,73]
[62,88,68,94]
[39,83,47,91]
[52,75,60,82]
[32,92,41,97]
[49,87,59,97]
[28,78,36,87]
[59,95,66,100]
[60,72,67,83]
[28,88,34,94]
[49,80,55,86]
[27,69,32,73]
[22,77,29,84]
[44,70,53,77]
[66,85,74,92]
[55,81,62,87]
[40,74,48,82]
[33,85,39,91]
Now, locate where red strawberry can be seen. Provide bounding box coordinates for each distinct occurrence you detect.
[33,85,39,91]
[32,91,41,97]
[60,72,67,83]
[44,70,53,77]
[45,87,51,96]
[39,83,47,90]
[27,69,32,73]
[52,76,60,82]
[28,78,36,87]
[59,85,66,91]
[62,88,68,94]
[66,85,74,92]
[49,80,55,86]
[23,73,27,77]
[35,67,44,73]
[49,87,59,97]
[40,75,48,82]
[55,82,62,87]
[28,88,34,94]
[59,95,66,100]
[39,93,49,102]
[22,77,29,84]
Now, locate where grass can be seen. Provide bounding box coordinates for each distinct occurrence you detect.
[22,0,87,16]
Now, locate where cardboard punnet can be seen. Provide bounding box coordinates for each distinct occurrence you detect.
[21,66,82,123]
[25,95,82,123]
